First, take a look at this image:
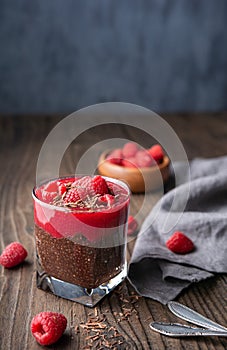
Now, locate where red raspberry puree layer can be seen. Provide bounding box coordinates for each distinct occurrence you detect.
[34,176,129,241]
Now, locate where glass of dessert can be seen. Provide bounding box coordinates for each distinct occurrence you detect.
[32,175,130,306]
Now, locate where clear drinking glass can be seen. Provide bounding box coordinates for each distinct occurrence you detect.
[32,176,130,307]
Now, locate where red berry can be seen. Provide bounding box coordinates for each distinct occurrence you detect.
[64,176,109,204]
[64,187,81,204]
[122,157,138,168]
[166,231,194,254]
[135,150,155,168]
[106,149,123,165]
[122,142,139,158]
[148,144,164,164]
[91,175,109,195]
[64,176,93,202]
[127,215,138,235]
[74,176,94,198]
[31,311,67,346]
[0,242,27,268]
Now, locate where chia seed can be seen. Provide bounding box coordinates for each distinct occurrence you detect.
[35,224,126,289]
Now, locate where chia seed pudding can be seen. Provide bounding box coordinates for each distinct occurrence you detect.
[33,176,130,289]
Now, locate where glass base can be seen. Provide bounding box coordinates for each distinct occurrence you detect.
[36,260,127,307]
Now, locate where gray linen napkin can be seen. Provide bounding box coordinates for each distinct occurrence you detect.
[128,156,227,304]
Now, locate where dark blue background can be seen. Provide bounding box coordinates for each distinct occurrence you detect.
[1,0,227,114]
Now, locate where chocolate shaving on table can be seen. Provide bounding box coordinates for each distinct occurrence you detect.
[76,286,142,349]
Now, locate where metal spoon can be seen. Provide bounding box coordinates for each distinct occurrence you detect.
[149,322,227,337]
[168,301,227,332]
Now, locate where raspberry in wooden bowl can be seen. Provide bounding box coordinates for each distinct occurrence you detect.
[98,143,170,193]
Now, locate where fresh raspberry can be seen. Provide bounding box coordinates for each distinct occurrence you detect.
[74,175,108,197]
[64,176,109,204]
[122,142,139,158]
[91,175,109,195]
[31,311,67,346]
[73,176,93,199]
[63,176,93,203]
[98,194,115,206]
[166,231,194,254]
[122,157,138,168]
[64,187,81,204]
[127,216,138,235]
[148,144,164,164]
[106,149,123,165]
[0,242,27,268]
[135,150,155,168]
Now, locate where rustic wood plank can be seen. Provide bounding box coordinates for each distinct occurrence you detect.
[0,114,226,349]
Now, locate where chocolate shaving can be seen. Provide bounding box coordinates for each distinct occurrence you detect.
[51,180,121,211]
[75,286,142,349]
[77,313,131,349]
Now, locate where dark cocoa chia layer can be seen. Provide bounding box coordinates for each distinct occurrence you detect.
[35,225,126,289]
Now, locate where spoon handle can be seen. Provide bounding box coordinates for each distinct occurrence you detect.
[149,322,227,337]
[168,301,227,332]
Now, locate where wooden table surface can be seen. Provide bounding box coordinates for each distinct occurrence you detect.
[0,113,226,350]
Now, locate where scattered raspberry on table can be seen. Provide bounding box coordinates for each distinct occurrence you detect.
[166,231,194,254]
[30,311,67,346]
[0,242,27,268]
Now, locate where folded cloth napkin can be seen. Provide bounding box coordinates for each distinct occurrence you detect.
[128,156,227,304]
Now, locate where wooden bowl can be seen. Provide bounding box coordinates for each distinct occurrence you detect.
[98,151,170,193]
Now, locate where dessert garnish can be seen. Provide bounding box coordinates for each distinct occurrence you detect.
[43,175,121,210]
